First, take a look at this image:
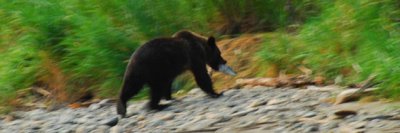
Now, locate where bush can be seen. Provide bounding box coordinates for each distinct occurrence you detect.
[259,0,400,99]
[0,0,216,103]
[0,0,141,102]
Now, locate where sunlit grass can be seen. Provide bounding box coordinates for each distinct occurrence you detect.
[259,0,400,100]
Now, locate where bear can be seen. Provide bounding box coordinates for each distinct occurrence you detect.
[116,30,236,117]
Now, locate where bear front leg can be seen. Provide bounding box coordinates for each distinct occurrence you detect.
[162,81,175,100]
[191,66,222,98]
[163,88,175,100]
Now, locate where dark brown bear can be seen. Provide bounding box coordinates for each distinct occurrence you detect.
[116,31,236,117]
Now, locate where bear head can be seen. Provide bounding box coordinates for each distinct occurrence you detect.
[173,30,236,76]
[205,36,236,76]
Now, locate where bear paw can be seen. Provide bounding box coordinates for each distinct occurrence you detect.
[149,104,170,111]
[208,92,223,98]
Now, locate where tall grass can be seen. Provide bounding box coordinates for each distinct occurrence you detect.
[2,0,399,109]
[259,0,400,99]
[0,0,218,104]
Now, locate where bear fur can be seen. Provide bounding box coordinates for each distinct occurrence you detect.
[116,30,232,117]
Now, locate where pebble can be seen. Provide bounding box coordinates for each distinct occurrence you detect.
[248,99,266,108]
[89,104,101,110]
[303,111,317,118]
[110,125,122,133]
[267,98,286,105]
[90,126,109,133]
[188,88,202,95]
[223,89,240,96]
[100,116,119,127]
[75,126,88,133]
[350,121,367,129]
[1,87,398,133]
[304,125,319,132]
[98,99,112,106]
[321,121,339,129]
[148,119,165,127]
[58,115,75,124]
[160,113,175,120]
[232,108,258,117]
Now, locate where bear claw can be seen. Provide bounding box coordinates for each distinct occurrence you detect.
[208,92,223,98]
[149,104,170,111]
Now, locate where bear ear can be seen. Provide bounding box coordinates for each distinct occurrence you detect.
[207,36,216,48]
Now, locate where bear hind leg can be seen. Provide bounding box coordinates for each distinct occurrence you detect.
[117,78,144,117]
[148,81,171,111]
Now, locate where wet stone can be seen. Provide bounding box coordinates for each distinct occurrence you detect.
[303,111,317,118]
[304,125,319,132]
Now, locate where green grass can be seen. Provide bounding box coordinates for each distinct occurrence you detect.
[259,0,400,99]
[0,0,219,105]
[1,0,400,111]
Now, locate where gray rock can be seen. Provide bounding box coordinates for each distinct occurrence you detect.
[75,126,88,133]
[304,125,319,132]
[364,115,393,120]
[188,88,202,95]
[28,109,46,116]
[98,99,111,106]
[350,121,367,129]
[148,120,165,127]
[267,98,286,105]
[232,108,258,117]
[58,114,75,124]
[89,125,109,133]
[89,104,101,110]
[228,94,243,101]
[28,120,44,130]
[226,102,238,108]
[180,119,218,131]
[215,127,236,133]
[101,116,119,127]
[217,115,232,123]
[291,122,303,129]
[321,121,339,129]
[110,125,122,133]
[59,128,74,133]
[160,113,175,120]
[74,117,88,124]
[257,115,271,123]
[338,125,365,133]
[248,99,267,108]
[223,89,240,96]
[6,119,23,126]
[275,113,286,119]
[255,105,288,114]
[303,112,317,118]
[273,126,286,132]
[314,114,327,120]
[123,120,137,128]
[237,120,255,128]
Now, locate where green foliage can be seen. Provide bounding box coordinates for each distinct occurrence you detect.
[1,0,400,108]
[0,0,218,103]
[0,0,141,101]
[126,0,216,37]
[210,0,324,33]
[259,0,400,99]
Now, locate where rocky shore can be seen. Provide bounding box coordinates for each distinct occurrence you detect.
[1,86,399,133]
